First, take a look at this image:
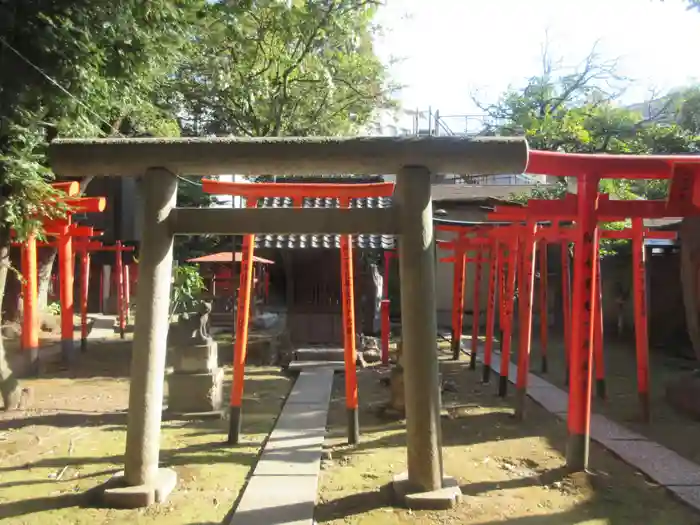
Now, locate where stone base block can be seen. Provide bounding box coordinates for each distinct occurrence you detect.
[102,468,177,508]
[392,472,462,510]
[167,368,223,414]
[246,338,280,366]
[170,341,218,373]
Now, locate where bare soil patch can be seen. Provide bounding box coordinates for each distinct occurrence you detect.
[0,339,292,524]
[316,357,700,524]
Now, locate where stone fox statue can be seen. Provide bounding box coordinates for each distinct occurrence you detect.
[168,301,213,347]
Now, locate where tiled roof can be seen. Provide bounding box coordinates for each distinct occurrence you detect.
[431,184,541,202]
[254,196,395,250]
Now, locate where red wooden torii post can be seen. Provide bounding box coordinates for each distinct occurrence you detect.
[496,150,700,472]
[201,179,395,446]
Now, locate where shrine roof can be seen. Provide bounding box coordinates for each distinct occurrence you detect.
[254,195,394,250]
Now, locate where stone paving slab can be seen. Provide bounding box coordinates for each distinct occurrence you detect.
[231,475,318,525]
[481,349,700,512]
[229,367,334,525]
[285,369,335,405]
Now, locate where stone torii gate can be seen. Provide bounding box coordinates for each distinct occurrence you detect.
[48,136,528,509]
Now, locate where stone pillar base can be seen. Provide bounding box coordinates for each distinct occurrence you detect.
[170,341,218,373]
[391,472,462,510]
[167,367,224,414]
[102,468,177,508]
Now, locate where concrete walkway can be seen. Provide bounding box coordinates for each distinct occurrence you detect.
[486,348,700,511]
[229,367,335,525]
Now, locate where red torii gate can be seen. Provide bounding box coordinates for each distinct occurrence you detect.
[13,182,106,367]
[73,240,136,344]
[15,225,100,351]
[201,179,395,446]
[20,235,136,351]
[435,221,526,394]
[498,150,700,472]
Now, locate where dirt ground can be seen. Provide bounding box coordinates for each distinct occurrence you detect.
[316,356,700,524]
[0,339,292,525]
[516,332,700,468]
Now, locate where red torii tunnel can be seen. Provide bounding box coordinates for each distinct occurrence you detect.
[436,219,676,408]
[12,181,106,368]
[75,240,136,343]
[503,150,700,472]
[201,179,395,446]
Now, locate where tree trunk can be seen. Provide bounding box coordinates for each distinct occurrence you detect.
[0,229,21,410]
[680,217,700,361]
[1,247,22,322]
[37,248,57,310]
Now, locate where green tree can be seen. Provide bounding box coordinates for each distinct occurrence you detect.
[0,0,205,408]
[0,120,69,409]
[168,0,394,138]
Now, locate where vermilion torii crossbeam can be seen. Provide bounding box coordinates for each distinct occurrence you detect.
[517,149,700,473]
[201,179,395,446]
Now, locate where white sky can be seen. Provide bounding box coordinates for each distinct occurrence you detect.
[374,0,700,115]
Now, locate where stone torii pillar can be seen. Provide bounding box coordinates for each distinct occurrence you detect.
[104,169,178,507]
[392,166,461,508]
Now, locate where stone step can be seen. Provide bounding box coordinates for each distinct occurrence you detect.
[294,347,345,362]
[287,361,345,372]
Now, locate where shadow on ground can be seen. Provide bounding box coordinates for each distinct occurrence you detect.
[314,360,700,525]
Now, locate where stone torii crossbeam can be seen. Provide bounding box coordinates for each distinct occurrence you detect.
[48,135,529,510]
